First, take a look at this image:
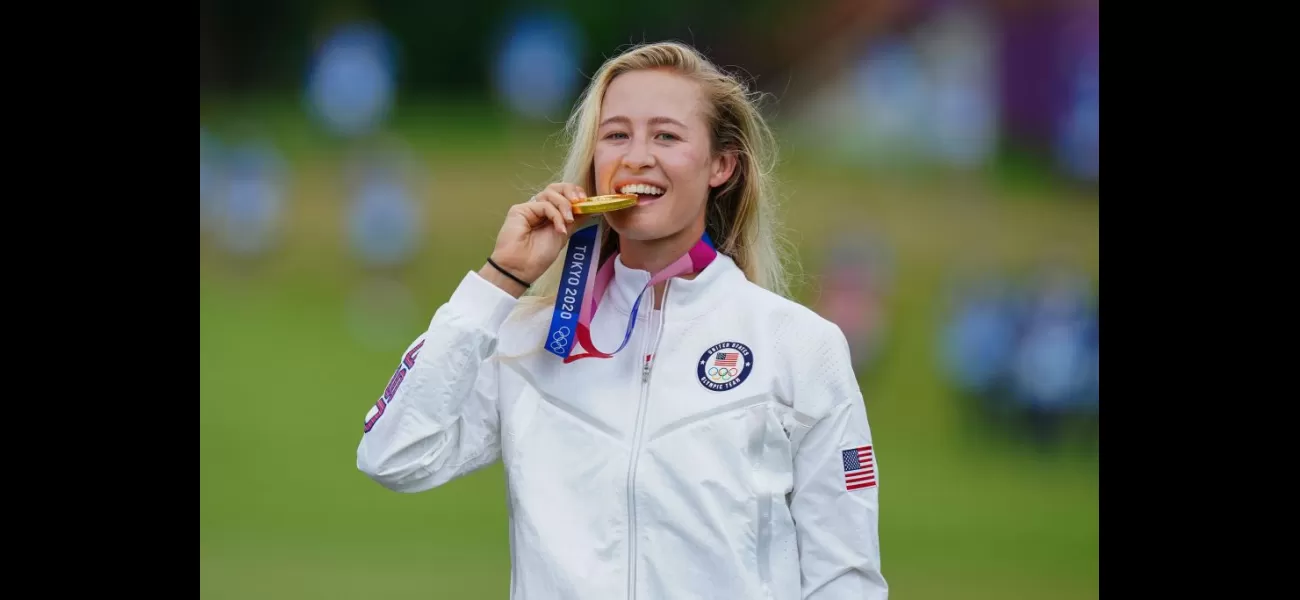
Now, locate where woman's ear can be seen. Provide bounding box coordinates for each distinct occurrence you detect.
[709,151,738,188]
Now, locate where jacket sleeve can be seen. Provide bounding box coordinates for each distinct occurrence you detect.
[356,270,518,493]
[789,322,888,599]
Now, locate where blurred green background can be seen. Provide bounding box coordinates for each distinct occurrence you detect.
[201,1,1098,598]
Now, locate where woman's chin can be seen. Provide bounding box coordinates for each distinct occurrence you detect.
[604,211,664,242]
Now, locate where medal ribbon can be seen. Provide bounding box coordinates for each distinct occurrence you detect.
[546,221,716,363]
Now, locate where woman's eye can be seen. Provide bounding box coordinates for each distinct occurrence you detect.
[655,133,678,141]
[606,132,628,140]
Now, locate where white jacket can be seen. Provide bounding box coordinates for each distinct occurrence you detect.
[357,253,887,599]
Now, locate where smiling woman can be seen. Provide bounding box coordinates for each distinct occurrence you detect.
[355,41,889,600]
[522,42,789,305]
[595,68,737,251]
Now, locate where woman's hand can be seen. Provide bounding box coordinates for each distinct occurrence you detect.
[480,182,591,297]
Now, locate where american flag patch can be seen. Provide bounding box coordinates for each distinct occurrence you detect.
[714,351,738,367]
[841,445,876,490]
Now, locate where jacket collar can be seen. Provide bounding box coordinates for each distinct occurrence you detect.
[605,251,745,321]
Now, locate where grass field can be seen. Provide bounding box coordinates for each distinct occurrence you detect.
[200,103,1099,599]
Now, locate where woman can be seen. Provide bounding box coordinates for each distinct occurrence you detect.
[357,41,888,599]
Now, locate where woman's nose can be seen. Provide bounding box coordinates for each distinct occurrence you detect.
[621,138,655,169]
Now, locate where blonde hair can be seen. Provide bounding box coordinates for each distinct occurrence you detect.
[518,41,793,313]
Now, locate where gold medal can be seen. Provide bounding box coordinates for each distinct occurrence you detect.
[572,194,638,215]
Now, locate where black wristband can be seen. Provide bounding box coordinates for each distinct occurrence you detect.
[486,257,532,288]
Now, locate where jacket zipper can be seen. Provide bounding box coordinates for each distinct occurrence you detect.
[626,281,670,600]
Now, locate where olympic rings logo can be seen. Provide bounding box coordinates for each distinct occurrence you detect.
[549,327,572,354]
[708,366,739,381]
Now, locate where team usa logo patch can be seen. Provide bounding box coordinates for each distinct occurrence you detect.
[697,341,753,392]
[841,444,876,490]
[364,338,425,432]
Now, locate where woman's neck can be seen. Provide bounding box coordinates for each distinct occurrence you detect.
[619,219,706,275]
[619,219,706,309]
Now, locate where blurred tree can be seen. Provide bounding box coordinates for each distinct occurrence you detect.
[201,0,791,99]
[200,0,319,93]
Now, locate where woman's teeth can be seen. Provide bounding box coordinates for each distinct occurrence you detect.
[619,184,665,196]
